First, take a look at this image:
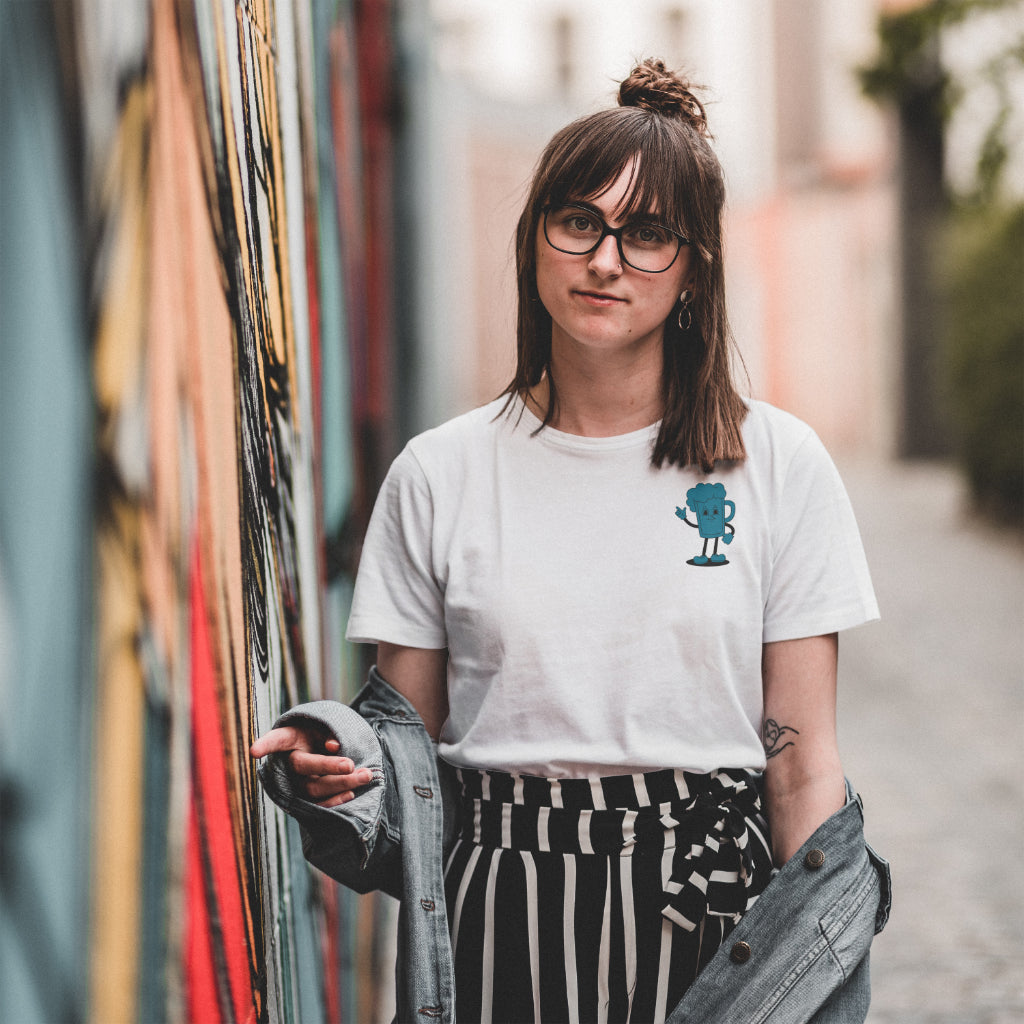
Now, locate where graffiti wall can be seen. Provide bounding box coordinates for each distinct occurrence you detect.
[1,0,398,1020]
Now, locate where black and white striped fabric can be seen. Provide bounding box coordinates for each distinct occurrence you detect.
[444,766,775,1023]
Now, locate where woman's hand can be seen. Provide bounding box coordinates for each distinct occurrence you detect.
[250,724,373,808]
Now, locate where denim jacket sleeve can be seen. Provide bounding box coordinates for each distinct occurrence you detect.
[256,699,404,900]
[257,674,460,1023]
[668,781,891,1024]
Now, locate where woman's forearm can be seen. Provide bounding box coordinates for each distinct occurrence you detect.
[763,762,845,866]
[761,633,845,867]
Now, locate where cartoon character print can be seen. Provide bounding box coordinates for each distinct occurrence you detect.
[675,482,735,566]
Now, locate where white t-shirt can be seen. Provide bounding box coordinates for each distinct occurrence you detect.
[346,397,878,777]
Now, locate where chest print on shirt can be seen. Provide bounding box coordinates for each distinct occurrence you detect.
[674,482,736,566]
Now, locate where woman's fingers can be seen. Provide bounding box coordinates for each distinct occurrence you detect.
[318,791,357,808]
[249,722,372,805]
[249,724,322,760]
[286,749,358,777]
[304,771,372,800]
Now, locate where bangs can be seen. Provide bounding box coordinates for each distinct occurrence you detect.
[541,109,699,237]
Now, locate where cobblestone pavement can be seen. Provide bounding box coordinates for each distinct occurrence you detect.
[837,460,1024,1024]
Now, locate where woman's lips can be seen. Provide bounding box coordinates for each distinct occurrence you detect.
[574,290,626,306]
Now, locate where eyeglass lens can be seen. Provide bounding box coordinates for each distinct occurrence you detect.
[544,206,683,272]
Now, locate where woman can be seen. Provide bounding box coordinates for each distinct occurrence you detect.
[252,59,884,1022]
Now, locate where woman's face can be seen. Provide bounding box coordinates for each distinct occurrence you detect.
[535,160,694,361]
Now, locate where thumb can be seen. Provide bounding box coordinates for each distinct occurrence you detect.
[250,724,318,760]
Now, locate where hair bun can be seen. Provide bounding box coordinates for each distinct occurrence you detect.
[618,58,709,135]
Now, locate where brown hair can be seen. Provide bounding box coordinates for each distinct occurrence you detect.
[501,58,747,472]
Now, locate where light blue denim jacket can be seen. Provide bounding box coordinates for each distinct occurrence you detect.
[258,669,891,1024]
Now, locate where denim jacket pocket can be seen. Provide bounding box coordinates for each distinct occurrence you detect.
[817,844,880,980]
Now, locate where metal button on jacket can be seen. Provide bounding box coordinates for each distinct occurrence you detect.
[804,848,826,869]
[730,941,752,964]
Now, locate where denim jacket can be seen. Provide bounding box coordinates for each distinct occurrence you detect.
[258,669,891,1024]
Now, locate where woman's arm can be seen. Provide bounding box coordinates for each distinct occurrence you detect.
[376,641,449,741]
[761,633,845,867]
[250,642,448,806]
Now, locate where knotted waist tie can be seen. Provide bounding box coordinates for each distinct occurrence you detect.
[454,766,775,933]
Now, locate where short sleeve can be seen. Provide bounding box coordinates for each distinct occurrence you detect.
[762,432,879,643]
[345,446,448,648]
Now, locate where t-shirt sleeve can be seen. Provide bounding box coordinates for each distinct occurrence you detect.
[762,431,879,643]
[345,445,448,648]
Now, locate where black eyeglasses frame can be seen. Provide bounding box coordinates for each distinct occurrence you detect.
[541,203,690,274]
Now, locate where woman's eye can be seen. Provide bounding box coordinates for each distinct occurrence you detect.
[628,224,671,246]
[564,213,598,233]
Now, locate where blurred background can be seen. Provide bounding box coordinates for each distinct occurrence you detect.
[0,0,1021,1021]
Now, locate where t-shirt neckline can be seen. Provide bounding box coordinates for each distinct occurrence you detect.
[514,397,661,452]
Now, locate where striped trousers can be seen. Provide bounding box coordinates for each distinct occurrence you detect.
[444,767,775,1024]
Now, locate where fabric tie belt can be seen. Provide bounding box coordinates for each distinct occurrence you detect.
[454,766,776,933]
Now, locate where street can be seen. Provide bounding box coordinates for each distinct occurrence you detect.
[837,460,1024,1024]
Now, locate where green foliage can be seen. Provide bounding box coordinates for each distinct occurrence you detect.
[858,0,1022,199]
[858,2,951,105]
[861,0,1023,522]
[859,1,1007,96]
[941,203,1024,522]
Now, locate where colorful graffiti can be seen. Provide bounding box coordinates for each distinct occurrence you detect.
[1,0,398,1021]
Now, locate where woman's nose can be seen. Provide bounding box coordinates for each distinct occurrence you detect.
[587,234,622,277]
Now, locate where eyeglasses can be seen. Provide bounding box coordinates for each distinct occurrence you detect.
[542,203,690,273]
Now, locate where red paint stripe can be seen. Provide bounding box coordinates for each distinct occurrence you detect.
[185,801,222,1024]
[190,538,256,1022]
[320,876,343,1023]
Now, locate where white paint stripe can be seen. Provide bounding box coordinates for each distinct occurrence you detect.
[538,806,551,853]
[710,869,740,884]
[563,853,580,1024]
[590,777,606,810]
[621,809,638,849]
[654,917,673,1023]
[513,774,524,805]
[473,797,482,844]
[597,866,612,1024]
[501,801,513,849]
[481,849,501,1024]
[578,810,594,855]
[444,834,462,877]
[521,852,542,1023]
[551,779,563,809]
[635,773,651,807]
[449,842,481,955]
[660,840,674,890]
[620,855,636,1021]
[662,905,698,931]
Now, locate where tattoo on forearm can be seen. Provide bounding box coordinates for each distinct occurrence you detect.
[763,718,799,759]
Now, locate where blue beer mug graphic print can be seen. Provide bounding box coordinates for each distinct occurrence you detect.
[675,482,736,566]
